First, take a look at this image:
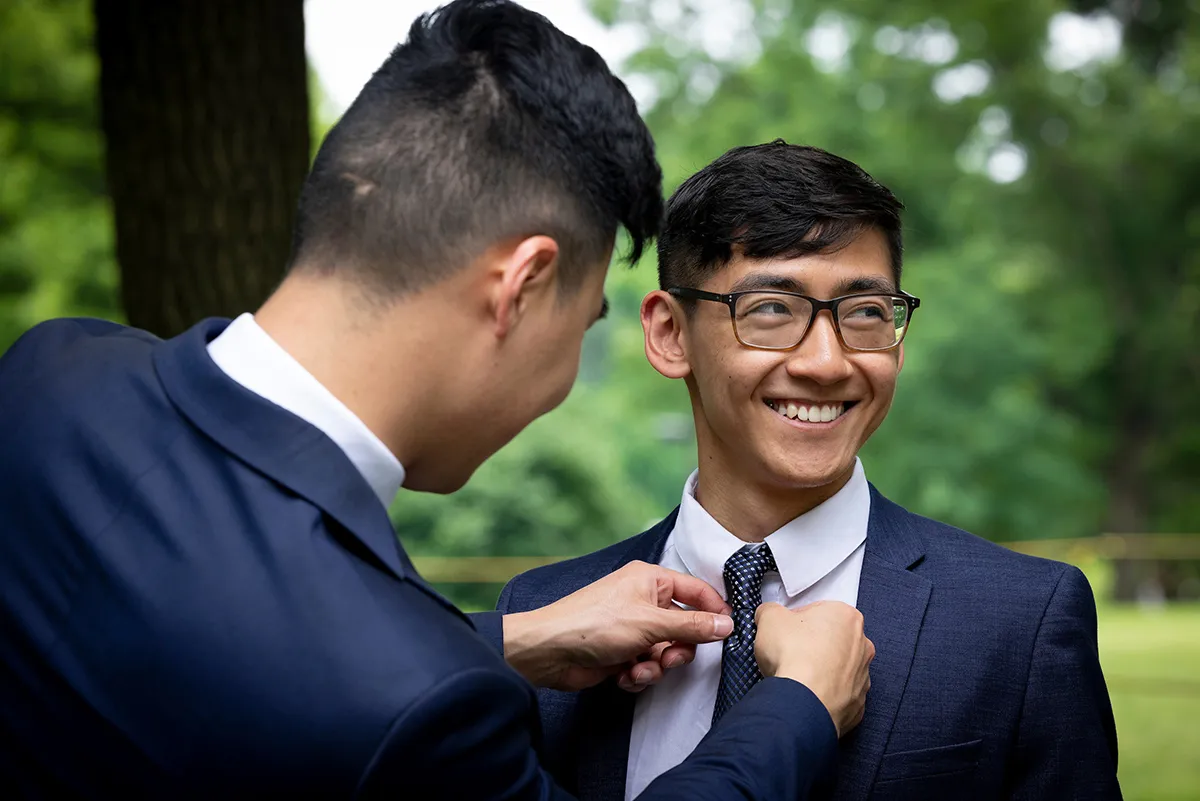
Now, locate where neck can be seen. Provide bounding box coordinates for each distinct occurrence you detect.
[252,273,461,474]
[694,457,855,543]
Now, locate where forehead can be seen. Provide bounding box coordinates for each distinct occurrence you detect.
[703,228,894,295]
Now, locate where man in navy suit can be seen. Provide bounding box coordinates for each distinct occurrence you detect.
[0,3,882,798]
[497,141,1122,800]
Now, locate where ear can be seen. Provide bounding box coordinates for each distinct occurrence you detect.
[642,290,692,380]
[493,235,559,339]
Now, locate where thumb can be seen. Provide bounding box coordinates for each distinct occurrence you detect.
[755,601,786,626]
[648,606,734,645]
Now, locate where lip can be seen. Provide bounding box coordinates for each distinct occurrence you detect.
[763,399,856,430]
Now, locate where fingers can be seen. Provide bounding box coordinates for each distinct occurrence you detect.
[654,566,730,616]
[615,642,696,692]
[658,642,695,670]
[647,605,733,645]
[618,660,663,692]
[754,601,786,626]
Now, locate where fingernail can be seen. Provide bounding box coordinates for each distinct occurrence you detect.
[714,615,734,637]
[664,654,684,669]
[618,675,635,691]
[633,668,652,685]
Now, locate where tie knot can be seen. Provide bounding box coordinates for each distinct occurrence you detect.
[722,544,776,610]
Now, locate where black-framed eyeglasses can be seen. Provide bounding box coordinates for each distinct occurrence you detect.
[668,287,921,352]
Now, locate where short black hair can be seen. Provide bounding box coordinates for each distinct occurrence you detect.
[290,0,662,295]
[658,140,903,293]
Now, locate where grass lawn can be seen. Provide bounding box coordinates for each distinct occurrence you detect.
[1096,601,1200,800]
[1078,560,1200,800]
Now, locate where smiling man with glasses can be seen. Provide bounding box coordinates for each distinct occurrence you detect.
[496,140,1121,801]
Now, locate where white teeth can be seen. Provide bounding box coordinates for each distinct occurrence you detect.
[770,401,849,423]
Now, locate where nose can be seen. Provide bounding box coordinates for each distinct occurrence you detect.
[784,310,854,385]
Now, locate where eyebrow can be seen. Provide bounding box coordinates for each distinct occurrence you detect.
[727,272,896,296]
[727,273,802,293]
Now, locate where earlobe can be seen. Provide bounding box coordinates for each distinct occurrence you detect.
[641,291,692,380]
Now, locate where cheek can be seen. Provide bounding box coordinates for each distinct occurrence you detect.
[860,356,900,407]
[694,349,780,416]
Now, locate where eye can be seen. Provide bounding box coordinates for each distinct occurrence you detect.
[745,300,793,317]
[842,299,891,321]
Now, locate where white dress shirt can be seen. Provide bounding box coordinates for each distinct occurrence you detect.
[206,313,405,508]
[624,459,871,801]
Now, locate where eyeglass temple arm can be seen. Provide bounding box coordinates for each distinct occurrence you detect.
[667,288,730,302]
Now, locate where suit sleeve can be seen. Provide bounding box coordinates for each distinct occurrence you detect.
[356,668,571,801]
[356,669,839,801]
[1007,566,1122,800]
[464,576,520,654]
[495,575,518,613]
[641,678,838,801]
[468,611,506,654]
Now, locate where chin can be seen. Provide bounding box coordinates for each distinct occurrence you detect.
[761,451,856,491]
[401,461,479,495]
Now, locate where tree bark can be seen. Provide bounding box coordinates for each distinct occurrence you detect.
[1106,416,1154,602]
[94,0,310,338]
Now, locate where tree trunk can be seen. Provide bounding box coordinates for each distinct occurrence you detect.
[94,0,310,338]
[1106,416,1154,602]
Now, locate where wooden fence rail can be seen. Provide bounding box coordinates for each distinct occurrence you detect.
[410,534,1199,584]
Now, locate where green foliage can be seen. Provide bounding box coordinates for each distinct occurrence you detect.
[579,0,1200,544]
[3,1,1196,606]
[0,0,120,349]
[392,388,663,560]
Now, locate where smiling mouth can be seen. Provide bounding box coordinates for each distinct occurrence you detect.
[764,399,858,423]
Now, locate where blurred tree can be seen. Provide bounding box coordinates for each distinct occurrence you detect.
[391,387,665,608]
[93,0,310,337]
[587,0,1200,586]
[5,0,1195,608]
[0,0,119,351]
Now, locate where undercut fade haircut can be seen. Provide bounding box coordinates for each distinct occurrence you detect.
[658,140,904,295]
[289,0,663,296]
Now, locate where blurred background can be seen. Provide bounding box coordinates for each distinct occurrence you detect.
[2,0,1197,796]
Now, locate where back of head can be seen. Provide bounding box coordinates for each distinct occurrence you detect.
[658,140,904,293]
[290,0,662,295]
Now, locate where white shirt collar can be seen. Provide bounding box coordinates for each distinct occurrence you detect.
[206,313,405,508]
[674,458,870,600]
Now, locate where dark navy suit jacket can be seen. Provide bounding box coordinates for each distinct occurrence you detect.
[0,318,838,800]
[497,494,1123,801]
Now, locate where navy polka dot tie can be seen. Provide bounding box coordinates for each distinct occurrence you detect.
[711,544,777,726]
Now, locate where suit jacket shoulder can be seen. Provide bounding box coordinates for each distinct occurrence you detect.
[0,320,533,796]
[499,511,677,614]
[872,490,1084,614]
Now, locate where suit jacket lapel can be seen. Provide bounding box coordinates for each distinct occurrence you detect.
[576,511,677,801]
[834,487,931,801]
[152,319,464,621]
